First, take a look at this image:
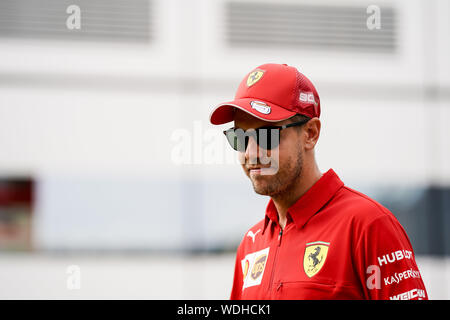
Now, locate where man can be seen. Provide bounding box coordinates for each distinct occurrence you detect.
[209,63,428,300]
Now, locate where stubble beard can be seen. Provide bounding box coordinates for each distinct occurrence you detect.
[248,150,303,197]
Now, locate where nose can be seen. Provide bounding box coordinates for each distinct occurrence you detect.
[244,135,259,164]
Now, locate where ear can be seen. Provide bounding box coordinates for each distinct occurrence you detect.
[303,118,321,150]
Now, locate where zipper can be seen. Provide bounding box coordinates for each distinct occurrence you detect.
[277,282,283,291]
[268,226,283,292]
[278,228,283,245]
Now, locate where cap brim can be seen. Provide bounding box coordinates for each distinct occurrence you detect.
[209,98,297,125]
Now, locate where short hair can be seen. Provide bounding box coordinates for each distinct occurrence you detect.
[289,114,311,125]
[286,114,311,135]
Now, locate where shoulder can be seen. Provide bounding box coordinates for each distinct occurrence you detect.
[333,186,395,223]
[330,186,407,237]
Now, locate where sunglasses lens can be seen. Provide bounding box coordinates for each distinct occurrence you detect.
[257,128,279,150]
[224,128,280,151]
[225,129,244,151]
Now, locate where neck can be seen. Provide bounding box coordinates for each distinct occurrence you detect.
[271,161,322,229]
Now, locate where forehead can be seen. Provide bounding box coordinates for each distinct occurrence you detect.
[233,109,287,129]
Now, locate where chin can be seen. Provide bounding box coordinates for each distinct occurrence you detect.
[251,179,278,196]
[253,187,271,196]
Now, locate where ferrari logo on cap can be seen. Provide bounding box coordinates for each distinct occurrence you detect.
[246,69,265,87]
[303,241,330,278]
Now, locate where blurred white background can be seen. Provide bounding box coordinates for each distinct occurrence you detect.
[0,0,449,299]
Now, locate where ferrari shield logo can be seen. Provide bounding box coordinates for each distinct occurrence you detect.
[303,241,330,278]
[246,69,265,87]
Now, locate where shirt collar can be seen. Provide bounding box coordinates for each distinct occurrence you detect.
[263,169,344,233]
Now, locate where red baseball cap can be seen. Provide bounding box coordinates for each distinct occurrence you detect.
[209,63,320,125]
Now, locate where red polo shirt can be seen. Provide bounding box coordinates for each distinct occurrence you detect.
[230,169,428,300]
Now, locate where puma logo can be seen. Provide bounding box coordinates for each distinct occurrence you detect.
[247,229,261,243]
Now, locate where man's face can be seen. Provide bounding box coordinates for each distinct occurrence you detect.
[233,110,304,197]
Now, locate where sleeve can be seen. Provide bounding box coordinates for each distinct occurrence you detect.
[354,214,428,300]
[230,241,244,300]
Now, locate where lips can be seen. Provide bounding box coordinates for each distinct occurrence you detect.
[246,166,270,176]
[249,168,262,175]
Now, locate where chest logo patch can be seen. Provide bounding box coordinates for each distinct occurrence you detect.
[303,241,330,278]
[251,253,267,280]
[241,247,270,290]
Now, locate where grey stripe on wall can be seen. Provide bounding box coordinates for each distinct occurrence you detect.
[226,2,396,52]
[0,0,152,42]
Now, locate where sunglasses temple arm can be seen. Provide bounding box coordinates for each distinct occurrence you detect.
[283,120,309,129]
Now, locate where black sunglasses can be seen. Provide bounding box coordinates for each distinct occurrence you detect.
[223,119,310,151]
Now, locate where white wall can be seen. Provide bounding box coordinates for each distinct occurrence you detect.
[0,0,448,251]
